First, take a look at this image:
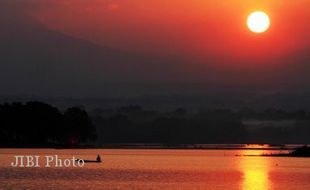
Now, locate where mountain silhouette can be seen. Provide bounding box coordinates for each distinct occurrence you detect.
[0,8,192,96]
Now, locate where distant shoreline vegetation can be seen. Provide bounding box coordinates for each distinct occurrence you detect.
[261,145,310,157]
[0,102,310,148]
[0,102,96,148]
[93,105,310,145]
[236,145,310,157]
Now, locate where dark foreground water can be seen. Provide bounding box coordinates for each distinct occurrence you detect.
[0,149,310,190]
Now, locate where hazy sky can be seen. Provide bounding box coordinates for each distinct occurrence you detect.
[0,0,310,97]
[27,0,310,59]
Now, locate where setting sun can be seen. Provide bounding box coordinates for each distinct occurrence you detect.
[1,1,310,190]
[247,11,270,33]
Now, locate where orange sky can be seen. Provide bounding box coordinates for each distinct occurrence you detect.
[0,0,310,96]
[29,0,310,64]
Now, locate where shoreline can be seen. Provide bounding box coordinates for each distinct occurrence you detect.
[0,143,305,151]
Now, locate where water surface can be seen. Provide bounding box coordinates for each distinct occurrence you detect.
[0,149,309,190]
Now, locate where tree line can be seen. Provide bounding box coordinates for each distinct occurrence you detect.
[1,102,310,147]
[0,102,96,147]
[92,106,310,145]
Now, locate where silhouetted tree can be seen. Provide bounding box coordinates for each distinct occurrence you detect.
[63,107,97,146]
[0,102,96,147]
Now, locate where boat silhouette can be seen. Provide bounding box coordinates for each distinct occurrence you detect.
[75,155,102,163]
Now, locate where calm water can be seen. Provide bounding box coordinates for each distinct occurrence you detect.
[0,149,310,190]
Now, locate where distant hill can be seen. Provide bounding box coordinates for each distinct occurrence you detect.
[0,8,192,96]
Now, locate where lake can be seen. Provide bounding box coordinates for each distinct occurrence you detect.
[0,149,310,190]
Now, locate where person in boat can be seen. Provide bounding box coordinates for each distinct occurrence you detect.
[96,155,101,162]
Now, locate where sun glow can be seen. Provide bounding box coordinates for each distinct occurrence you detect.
[247,11,270,33]
[240,151,270,190]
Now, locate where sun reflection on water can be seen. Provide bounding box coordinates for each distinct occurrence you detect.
[241,150,270,190]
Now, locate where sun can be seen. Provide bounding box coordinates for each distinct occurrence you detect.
[247,11,270,33]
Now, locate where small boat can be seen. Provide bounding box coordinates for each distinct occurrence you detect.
[76,155,102,163]
[76,159,102,163]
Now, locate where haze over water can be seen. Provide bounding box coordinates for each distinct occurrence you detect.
[1,149,310,190]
